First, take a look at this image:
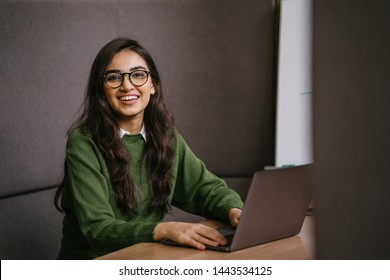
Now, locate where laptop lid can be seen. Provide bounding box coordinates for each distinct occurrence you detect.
[228,164,313,251]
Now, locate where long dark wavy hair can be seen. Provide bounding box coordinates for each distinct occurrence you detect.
[54,38,175,217]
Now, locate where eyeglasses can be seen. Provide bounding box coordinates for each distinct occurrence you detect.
[102,70,151,88]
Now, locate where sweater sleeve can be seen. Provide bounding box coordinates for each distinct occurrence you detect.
[171,132,244,223]
[64,130,157,255]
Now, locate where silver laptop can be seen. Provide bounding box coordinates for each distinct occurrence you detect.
[163,164,313,252]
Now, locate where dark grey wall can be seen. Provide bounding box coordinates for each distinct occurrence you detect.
[0,0,277,259]
[313,0,390,259]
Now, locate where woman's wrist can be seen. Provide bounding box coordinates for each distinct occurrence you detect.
[153,221,171,241]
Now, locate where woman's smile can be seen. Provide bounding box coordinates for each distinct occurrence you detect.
[118,94,140,103]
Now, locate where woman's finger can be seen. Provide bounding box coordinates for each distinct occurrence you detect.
[191,225,227,246]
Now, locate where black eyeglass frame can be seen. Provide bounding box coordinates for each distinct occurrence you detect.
[102,70,151,88]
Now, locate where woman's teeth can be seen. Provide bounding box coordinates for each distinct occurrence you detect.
[120,96,139,101]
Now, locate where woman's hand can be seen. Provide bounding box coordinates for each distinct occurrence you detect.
[228,208,242,228]
[153,222,228,250]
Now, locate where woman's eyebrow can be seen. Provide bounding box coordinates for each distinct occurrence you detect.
[130,66,147,71]
[104,66,147,73]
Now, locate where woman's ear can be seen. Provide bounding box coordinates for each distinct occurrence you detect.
[150,81,156,95]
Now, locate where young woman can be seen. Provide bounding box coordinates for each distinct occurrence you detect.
[54,38,243,259]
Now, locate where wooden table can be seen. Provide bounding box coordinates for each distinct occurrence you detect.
[98,216,315,260]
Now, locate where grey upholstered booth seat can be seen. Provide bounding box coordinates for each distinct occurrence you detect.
[0,0,277,259]
[0,189,62,259]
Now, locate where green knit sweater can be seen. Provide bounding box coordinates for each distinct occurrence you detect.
[57,128,243,259]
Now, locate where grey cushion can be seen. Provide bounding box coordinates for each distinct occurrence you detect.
[0,188,63,260]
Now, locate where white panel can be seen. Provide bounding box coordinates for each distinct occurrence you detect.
[275,0,313,167]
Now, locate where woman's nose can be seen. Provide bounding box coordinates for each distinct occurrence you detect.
[120,74,134,91]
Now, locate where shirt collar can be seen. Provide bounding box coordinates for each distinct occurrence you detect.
[119,124,147,141]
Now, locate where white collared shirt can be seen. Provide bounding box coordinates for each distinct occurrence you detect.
[119,124,147,141]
